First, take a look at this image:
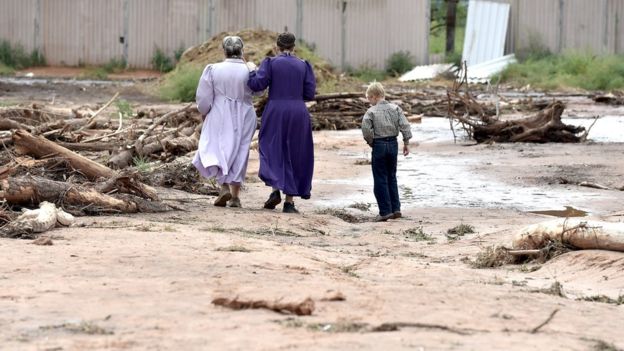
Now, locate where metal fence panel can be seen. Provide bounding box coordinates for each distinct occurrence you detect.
[126,0,168,68]
[302,0,342,67]
[462,0,510,66]
[503,0,624,55]
[255,0,297,34]
[0,0,38,53]
[41,0,83,65]
[617,0,624,53]
[81,0,124,65]
[562,0,609,53]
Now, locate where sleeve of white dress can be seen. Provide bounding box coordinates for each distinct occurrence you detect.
[196,65,214,117]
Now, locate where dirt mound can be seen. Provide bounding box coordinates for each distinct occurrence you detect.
[529,250,624,300]
[180,28,337,85]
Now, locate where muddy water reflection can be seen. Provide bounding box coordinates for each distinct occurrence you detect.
[529,206,588,217]
[317,117,621,211]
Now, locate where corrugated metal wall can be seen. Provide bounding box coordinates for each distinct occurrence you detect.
[0,0,37,53]
[496,0,624,55]
[3,0,623,69]
[302,0,342,67]
[0,0,429,69]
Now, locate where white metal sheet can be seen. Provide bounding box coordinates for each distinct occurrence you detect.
[462,0,510,66]
[464,54,516,83]
[398,63,453,82]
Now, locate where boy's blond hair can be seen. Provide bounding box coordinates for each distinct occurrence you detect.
[366,81,385,98]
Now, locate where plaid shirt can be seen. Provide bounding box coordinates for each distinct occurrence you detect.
[361,100,412,146]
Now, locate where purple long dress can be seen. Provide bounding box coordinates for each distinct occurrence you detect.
[247,53,316,198]
[192,59,257,185]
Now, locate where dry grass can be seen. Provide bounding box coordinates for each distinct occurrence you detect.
[254,226,301,237]
[472,245,515,268]
[536,281,566,298]
[402,227,435,243]
[315,208,369,223]
[579,295,624,305]
[215,245,251,253]
[347,202,370,211]
[446,223,475,240]
[40,321,113,335]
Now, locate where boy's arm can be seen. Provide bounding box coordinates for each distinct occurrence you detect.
[361,111,374,147]
[397,107,412,156]
[397,107,412,144]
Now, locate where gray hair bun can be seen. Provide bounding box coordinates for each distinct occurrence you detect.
[223,36,244,58]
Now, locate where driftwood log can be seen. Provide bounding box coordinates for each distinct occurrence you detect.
[593,92,624,105]
[212,296,315,316]
[446,69,592,143]
[0,201,74,239]
[0,176,170,215]
[513,219,624,252]
[12,130,158,200]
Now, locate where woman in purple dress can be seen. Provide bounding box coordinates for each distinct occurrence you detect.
[247,32,316,213]
[193,36,258,208]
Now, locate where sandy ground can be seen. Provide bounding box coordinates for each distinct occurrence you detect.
[1,83,624,350]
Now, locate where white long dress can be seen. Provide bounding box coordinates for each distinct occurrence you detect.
[192,58,257,185]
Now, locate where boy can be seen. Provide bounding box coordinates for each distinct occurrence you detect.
[361,82,412,222]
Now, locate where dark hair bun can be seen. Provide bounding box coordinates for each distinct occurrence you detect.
[277,32,296,50]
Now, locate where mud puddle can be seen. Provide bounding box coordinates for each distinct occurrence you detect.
[317,117,621,211]
[529,206,588,217]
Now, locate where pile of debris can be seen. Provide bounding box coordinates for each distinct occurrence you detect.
[0,98,217,238]
[180,28,339,87]
[446,69,595,143]
[254,90,467,131]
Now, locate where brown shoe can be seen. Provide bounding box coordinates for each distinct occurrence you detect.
[374,214,393,222]
[228,198,242,208]
[392,211,402,219]
[213,189,232,207]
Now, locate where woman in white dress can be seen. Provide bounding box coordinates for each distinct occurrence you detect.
[192,36,257,208]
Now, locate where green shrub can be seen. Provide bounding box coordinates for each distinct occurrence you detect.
[151,47,175,73]
[158,64,203,102]
[0,40,46,69]
[516,33,552,62]
[29,50,46,67]
[385,51,414,76]
[103,57,126,73]
[347,64,387,83]
[0,62,14,76]
[81,67,109,80]
[133,155,152,173]
[116,99,133,118]
[446,51,463,67]
[173,45,186,62]
[497,52,624,91]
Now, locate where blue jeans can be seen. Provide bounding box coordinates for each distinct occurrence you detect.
[371,137,400,216]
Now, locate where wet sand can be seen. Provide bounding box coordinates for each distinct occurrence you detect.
[1,87,624,350]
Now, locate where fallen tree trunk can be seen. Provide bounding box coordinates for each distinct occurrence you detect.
[1,176,138,213]
[12,130,158,200]
[13,129,113,180]
[0,176,171,214]
[513,219,624,252]
[0,118,30,131]
[447,67,591,143]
